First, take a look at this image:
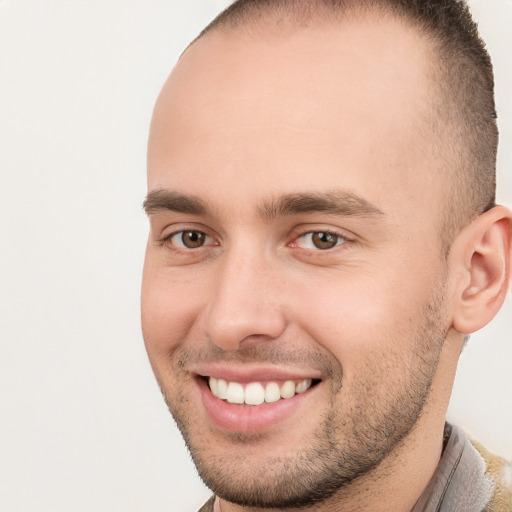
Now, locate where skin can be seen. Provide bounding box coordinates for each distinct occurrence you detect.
[142,14,512,512]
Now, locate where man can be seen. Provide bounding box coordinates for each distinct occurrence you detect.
[141,0,512,510]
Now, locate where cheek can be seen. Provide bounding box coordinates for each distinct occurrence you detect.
[287,266,431,369]
[292,277,388,340]
[141,259,206,358]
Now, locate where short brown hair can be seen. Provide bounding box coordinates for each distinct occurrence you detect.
[195,0,498,249]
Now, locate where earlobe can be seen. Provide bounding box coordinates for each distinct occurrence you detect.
[451,205,512,335]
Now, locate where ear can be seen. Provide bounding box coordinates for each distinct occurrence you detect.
[451,205,512,335]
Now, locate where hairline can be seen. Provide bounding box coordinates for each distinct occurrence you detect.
[184,1,498,254]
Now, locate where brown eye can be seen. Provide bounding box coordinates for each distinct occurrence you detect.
[165,230,212,249]
[296,231,346,250]
[311,232,339,249]
[181,231,206,248]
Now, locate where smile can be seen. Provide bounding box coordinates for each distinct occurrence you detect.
[198,370,323,431]
[208,377,313,405]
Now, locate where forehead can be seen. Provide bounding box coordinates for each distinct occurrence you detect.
[148,15,444,224]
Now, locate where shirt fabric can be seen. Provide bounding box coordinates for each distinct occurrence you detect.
[198,424,512,512]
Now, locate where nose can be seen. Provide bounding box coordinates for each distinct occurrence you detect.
[203,248,287,350]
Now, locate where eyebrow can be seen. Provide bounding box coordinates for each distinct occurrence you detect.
[143,189,384,219]
[143,190,209,216]
[259,191,384,220]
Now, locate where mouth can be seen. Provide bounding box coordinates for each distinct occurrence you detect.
[196,371,322,432]
[207,376,318,405]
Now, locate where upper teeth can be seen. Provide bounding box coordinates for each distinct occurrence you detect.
[208,377,313,405]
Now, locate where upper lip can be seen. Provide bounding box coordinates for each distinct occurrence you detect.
[195,365,323,383]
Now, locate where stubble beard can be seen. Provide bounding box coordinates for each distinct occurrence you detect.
[158,288,449,509]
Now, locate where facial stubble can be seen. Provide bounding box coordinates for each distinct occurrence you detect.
[155,285,449,509]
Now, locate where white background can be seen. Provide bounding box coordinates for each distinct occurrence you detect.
[0,1,510,511]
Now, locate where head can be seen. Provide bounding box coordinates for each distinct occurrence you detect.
[142,1,512,509]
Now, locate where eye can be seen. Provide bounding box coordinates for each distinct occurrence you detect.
[166,230,213,249]
[295,231,347,250]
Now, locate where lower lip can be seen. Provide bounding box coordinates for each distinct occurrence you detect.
[198,378,317,432]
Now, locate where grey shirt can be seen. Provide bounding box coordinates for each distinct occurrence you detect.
[412,424,510,512]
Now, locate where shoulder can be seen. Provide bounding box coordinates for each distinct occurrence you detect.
[413,424,511,512]
[471,439,512,512]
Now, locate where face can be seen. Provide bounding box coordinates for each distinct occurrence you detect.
[142,17,453,509]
